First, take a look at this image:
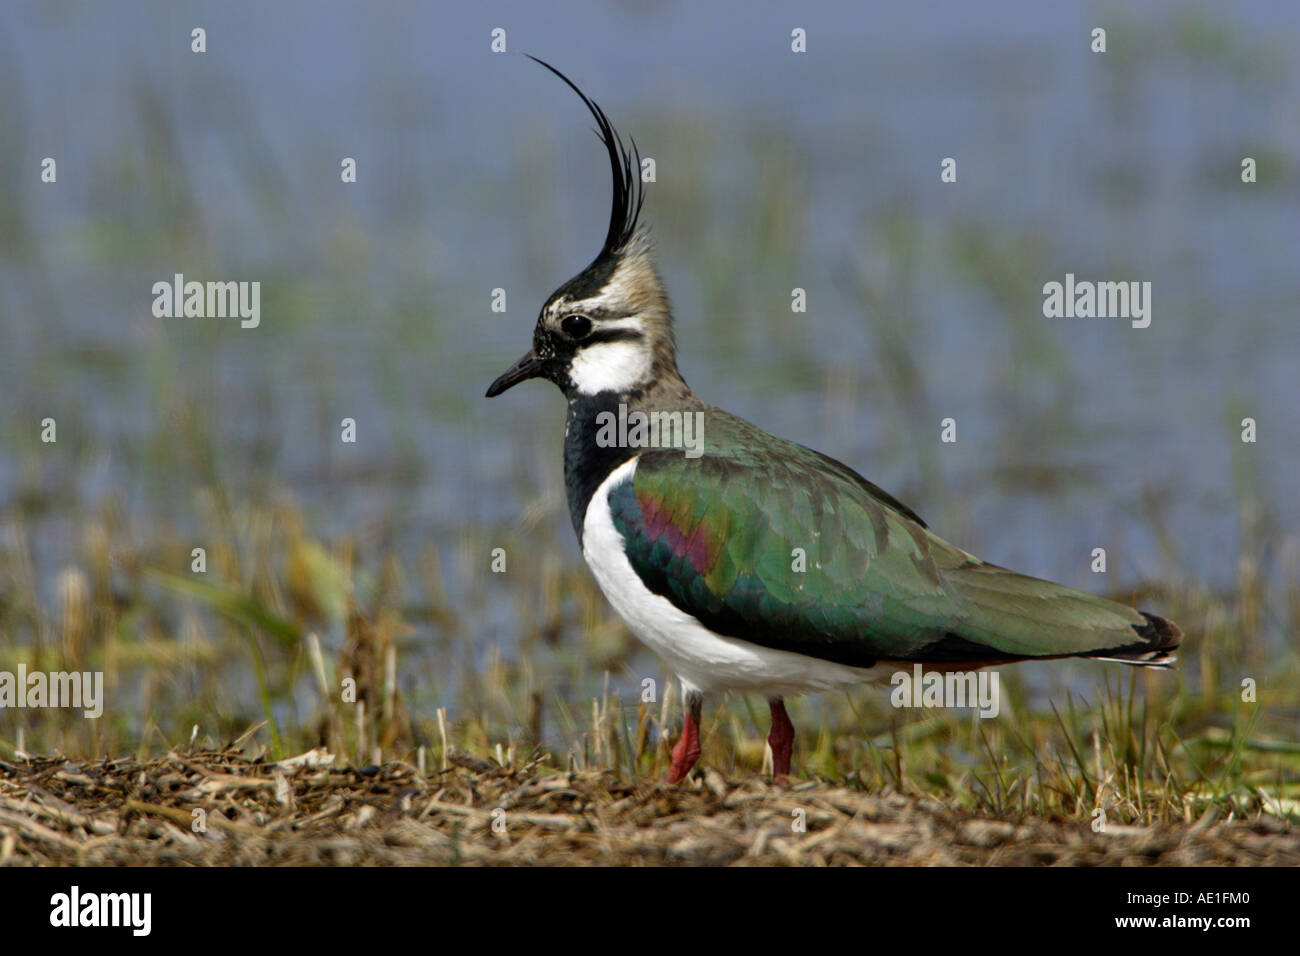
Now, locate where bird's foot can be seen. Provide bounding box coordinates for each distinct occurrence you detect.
[666,712,701,783]
[666,690,704,784]
[768,697,795,784]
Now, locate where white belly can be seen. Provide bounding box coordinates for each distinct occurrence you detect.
[581,457,887,696]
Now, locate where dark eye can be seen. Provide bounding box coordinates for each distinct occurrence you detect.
[561,314,592,339]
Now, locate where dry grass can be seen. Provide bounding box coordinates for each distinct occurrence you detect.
[2,483,1296,862]
[1,748,1296,866]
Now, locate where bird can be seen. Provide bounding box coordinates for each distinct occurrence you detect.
[487,58,1182,784]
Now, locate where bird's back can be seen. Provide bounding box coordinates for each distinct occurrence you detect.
[602,402,1180,670]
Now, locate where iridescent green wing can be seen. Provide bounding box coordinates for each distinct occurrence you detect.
[608,409,1174,666]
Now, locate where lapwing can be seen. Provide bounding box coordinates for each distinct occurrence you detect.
[487,59,1182,784]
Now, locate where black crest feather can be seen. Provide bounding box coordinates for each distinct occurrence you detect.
[527,56,644,260]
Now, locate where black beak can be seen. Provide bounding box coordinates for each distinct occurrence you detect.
[485,348,546,397]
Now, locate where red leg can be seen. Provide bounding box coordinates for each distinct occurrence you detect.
[667,691,703,783]
[768,697,795,783]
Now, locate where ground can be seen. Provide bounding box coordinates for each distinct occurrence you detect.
[1,749,1295,866]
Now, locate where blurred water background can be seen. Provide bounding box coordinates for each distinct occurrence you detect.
[0,0,1296,759]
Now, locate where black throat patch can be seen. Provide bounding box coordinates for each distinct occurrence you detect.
[563,391,640,544]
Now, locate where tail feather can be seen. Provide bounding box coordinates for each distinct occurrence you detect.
[931,562,1183,667]
[1087,612,1182,667]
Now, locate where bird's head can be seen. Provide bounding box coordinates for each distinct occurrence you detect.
[487,58,681,401]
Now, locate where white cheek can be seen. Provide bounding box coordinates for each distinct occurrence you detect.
[568,340,653,395]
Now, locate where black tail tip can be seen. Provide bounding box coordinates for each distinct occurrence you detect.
[1084,611,1183,667]
[1136,611,1183,651]
[1100,611,1183,667]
